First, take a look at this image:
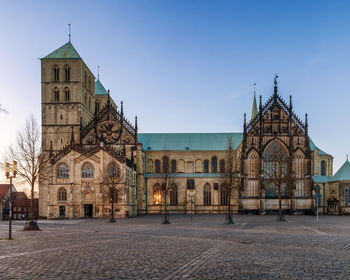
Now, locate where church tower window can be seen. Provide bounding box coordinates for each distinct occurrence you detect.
[54,89,59,102]
[203,160,209,173]
[53,66,59,82]
[171,160,177,173]
[65,66,71,81]
[220,160,225,173]
[155,160,161,173]
[65,89,70,101]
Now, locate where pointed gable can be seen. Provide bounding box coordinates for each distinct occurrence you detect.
[95,79,108,95]
[42,41,81,59]
[332,159,350,181]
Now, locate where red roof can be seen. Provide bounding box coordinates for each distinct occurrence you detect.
[0,184,12,200]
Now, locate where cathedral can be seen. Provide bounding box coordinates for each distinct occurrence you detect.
[39,40,348,219]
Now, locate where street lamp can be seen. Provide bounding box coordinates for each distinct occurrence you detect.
[5,161,17,240]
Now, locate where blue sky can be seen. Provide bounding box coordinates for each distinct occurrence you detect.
[0,0,350,181]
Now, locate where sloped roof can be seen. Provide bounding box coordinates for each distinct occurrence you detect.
[332,160,350,181]
[309,138,331,156]
[138,133,243,151]
[42,41,81,59]
[95,79,108,95]
[138,133,329,155]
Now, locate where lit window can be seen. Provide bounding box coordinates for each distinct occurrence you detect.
[153,185,162,205]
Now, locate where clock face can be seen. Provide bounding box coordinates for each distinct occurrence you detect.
[98,121,121,144]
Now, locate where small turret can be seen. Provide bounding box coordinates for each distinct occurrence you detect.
[251,84,258,121]
[121,101,124,116]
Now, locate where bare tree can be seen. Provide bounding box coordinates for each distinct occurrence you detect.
[155,150,176,224]
[220,137,240,224]
[101,162,124,223]
[5,115,51,230]
[263,142,293,222]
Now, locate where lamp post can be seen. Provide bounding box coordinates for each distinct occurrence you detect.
[5,161,17,240]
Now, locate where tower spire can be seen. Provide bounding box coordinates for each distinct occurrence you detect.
[274,74,278,96]
[68,24,71,42]
[251,83,258,121]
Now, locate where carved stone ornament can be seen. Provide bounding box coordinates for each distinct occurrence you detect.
[97,120,121,144]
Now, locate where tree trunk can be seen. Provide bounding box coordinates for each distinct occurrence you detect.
[23,182,40,231]
[162,188,170,224]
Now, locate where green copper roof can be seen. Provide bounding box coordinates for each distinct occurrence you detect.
[251,93,258,121]
[138,133,243,151]
[332,160,350,181]
[309,138,330,156]
[138,133,329,155]
[95,79,108,95]
[42,41,81,59]
[313,175,332,183]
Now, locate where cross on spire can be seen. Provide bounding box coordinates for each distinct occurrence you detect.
[68,24,71,42]
[97,65,100,80]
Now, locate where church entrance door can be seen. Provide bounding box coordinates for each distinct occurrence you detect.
[84,204,93,218]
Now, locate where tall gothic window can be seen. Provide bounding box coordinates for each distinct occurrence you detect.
[203,160,209,173]
[65,66,71,81]
[321,160,326,176]
[171,160,177,173]
[345,188,350,206]
[220,159,225,173]
[220,185,229,205]
[169,184,178,206]
[53,66,59,82]
[57,163,69,179]
[153,184,161,205]
[107,162,120,178]
[155,160,161,173]
[82,162,94,178]
[203,183,211,206]
[263,141,288,198]
[57,187,67,201]
[211,156,217,173]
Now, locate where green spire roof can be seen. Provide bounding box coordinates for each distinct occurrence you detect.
[42,41,81,59]
[95,79,108,95]
[332,159,350,181]
[251,93,258,120]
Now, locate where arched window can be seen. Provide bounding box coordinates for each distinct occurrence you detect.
[64,66,71,81]
[220,160,225,173]
[321,160,326,176]
[57,187,67,201]
[153,184,162,205]
[203,183,211,206]
[107,162,120,178]
[57,163,69,178]
[64,88,70,101]
[82,162,94,178]
[211,156,217,173]
[155,160,161,173]
[220,184,229,205]
[345,188,350,206]
[162,156,169,173]
[203,160,209,173]
[169,184,178,206]
[53,66,59,82]
[171,160,177,173]
[54,88,59,102]
[263,141,288,198]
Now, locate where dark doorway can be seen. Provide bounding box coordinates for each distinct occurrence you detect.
[59,206,66,218]
[84,204,93,218]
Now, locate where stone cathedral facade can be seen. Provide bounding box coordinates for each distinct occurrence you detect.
[39,40,340,219]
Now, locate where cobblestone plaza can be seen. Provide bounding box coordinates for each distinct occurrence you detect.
[1,215,350,279]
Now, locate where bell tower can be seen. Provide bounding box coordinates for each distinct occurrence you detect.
[41,40,95,152]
